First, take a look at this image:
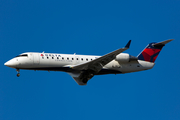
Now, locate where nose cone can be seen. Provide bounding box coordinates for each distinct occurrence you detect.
[4,61,8,66]
[4,59,18,68]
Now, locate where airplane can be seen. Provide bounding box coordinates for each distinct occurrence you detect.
[4,39,173,85]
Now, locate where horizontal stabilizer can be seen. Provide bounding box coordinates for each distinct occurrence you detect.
[153,39,174,47]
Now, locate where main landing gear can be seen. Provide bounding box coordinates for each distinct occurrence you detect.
[16,69,20,77]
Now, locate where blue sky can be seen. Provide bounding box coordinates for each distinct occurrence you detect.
[1,0,180,120]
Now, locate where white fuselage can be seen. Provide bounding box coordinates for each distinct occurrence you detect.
[4,39,172,85]
[5,52,154,75]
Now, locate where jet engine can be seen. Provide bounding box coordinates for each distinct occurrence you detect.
[115,53,138,62]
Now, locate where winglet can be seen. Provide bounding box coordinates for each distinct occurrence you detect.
[125,40,131,48]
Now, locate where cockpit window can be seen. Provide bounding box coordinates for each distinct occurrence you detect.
[15,54,28,57]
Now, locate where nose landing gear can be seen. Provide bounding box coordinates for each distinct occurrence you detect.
[16,69,20,77]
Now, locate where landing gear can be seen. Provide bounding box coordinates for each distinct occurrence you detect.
[16,69,20,77]
[17,73,20,77]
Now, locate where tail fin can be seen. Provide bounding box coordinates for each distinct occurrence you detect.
[137,39,173,63]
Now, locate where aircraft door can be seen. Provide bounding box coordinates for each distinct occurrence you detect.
[33,53,40,64]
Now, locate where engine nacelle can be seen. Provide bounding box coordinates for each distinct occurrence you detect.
[115,53,137,62]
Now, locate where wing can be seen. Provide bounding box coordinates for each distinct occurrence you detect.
[68,40,131,85]
[67,72,87,85]
[72,40,131,72]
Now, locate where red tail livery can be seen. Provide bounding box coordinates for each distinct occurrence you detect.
[137,39,173,63]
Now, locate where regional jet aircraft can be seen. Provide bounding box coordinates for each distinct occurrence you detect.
[4,39,173,85]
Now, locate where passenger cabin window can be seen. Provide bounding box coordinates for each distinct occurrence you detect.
[57,57,59,59]
[72,58,74,60]
[47,57,49,59]
[81,58,83,61]
[67,58,69,60]
[86,58,88,61]
[62,57,64,60]
[52,57,54,59]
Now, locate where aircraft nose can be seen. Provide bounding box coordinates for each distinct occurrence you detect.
[4,61,8,66]
[4,59,18,68]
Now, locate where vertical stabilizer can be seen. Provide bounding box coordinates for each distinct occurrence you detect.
[137,39,173,63]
